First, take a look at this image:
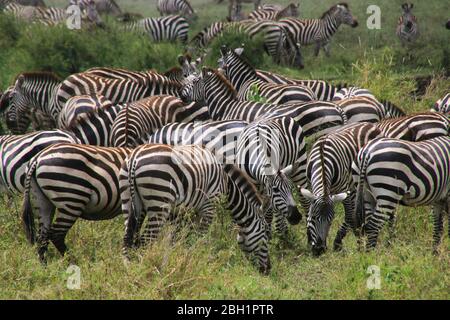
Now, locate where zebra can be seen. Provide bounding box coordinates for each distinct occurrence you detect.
[36,0,104,27]
[332,87,376,101]
[300,122,383,255]
[396,3,419,45]
[189,20,303,69]
[157,0,196,20]
[54,68,182,119]
[71,0,122,16]
[352,136,450,252]
[148,118,305,236]
[227,0,262,21]
[432,93,450,115]
[248,2,299,21]
[279,3,358,57]
[0,130,78,194]
[2,2,45,21]
[255,69,345,101]
[3,72,61,134]
[218,45,315,104]
[181,67,347,138]
[22,143,132,263]
[376,112,450,142]
[122,15,189,44]
[58,95,123,146]
[335,96,405,124]
[120,144,271,273]
[110,95,209,147]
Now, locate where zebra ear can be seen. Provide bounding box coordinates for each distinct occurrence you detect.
[220,45,229,56]
[300,188,315,200]
[15,75,25,89]
[331,192,348,203]
[280,164,293,176]
[234,47,244,56]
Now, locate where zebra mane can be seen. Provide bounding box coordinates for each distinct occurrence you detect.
[64,97,114,130]
[321,2,349,19]
[164,67,183,79]
[380,99,406,117]
[203,68,238,99]
[14,72,61,86]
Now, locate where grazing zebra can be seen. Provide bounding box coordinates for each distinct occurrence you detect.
[432,93,450,115]
[300,123,382,255]
[396,3,419,45]
[58,95,123,146]
[71,0,122,16]
[248,2,299,21]
[120,144,271,273]
[181,67,347,137]
[3,72,61,133]
[218,45,315,103]
[0,130,78,194]
[54,68,182,118]
[336,96,405,124]
[352,136,450,252]
[376,112,450,142]
[22,143,132,262]
[279,3,358,57]
[255,69,345,101]
[110,95,209,147]
[332,87,376,101]
[122,15,189,43]
[189,20,303,68]
[157,0,196,20]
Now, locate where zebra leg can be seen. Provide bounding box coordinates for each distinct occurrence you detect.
[198,200,216,233]
[314,41,321,57]
[273,209,288,238]
[431,202,445,254]
[140,206,170,246]
[264,206,273,240]
[323,42,331,57]
[385,213,396,247]
[49,207,80,257]
[333,193,355,251]
[365,201,395,251]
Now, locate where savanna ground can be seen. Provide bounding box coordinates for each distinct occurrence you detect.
[0,0,449,299]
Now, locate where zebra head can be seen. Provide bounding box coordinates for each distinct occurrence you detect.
[84,0,105,27]
[0,87,30,134]
[400,3,416,30]
[182,0,197,20]
[301,188,348,256]
[180,72,204,103]
[217,45,245,78]
[263,164,302,225]
[332,3,358,28]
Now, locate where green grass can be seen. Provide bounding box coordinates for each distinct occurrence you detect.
[0,0,449,299]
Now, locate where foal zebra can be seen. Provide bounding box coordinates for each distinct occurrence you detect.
[0,130,78,194]
[181,67,347,137]
[54,68,182,117]
[300,123,382,255]
[110,95,209,147]
[157,0,196,20]
[120,144,270,273]
[123,15,189,44]
[22,143,132,262]
[279,3,358,57]
[248,3,299,21]
[396,3,419,45]
[218,45,314,103]
[3,72,61,133]
[432,93,450,115]
[353,136,450,252]
[255,69,344,101]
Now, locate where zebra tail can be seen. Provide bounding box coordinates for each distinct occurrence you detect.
[22,158,38,245]
[124,155,139,249]
[354,150,370,237]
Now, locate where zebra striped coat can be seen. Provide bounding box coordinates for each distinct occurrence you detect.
[248,2,299,21]
[300,122,382,255]
[352,136,450,251]
[110,95,209,147]
[279,3,358,57]
[332,87,376,101]
[0,130,78,194]
[22,143,132,262]
[181,68,347,138]
[120,144,270,273]
[72,0,122,16]
[157,0,196,19]
[432,93,450,115]
[218,46,314,103]
[123,15,189,43]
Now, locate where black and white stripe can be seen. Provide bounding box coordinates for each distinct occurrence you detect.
[432,93,450,115]
[279,3,358,57]
[181,68,347,138]
[0,130,78,194]
[332,87,376,101]
[22,143,132,262]
[123,15,189,43]
[72,0,122,16]
[157,0,196,19]
[248,2,299,21]
[300,122,382,255]
[352,136,450,251]
[218,45,313,103]
[120,144,270,273]
[110,95,209,147]
[396,3,419,44]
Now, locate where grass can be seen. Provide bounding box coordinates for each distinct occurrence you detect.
[0,0,449,299]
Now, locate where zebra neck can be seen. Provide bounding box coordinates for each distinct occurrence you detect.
[321,13,340,39]
[226,58,258,92]
[204,81,236,118]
